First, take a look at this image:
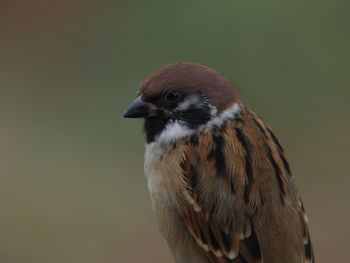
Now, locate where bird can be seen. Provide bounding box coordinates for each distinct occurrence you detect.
[123,62,314,263]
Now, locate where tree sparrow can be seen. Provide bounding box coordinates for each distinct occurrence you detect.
[123,63,314,263]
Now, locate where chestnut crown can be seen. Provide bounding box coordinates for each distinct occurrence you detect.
[139,62,240,113]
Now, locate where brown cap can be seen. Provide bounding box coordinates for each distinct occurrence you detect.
[139,62,240,113]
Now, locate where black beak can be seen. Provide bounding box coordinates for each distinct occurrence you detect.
[123,97,151,118]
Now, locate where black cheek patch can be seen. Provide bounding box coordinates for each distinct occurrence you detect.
[178,106,212,129]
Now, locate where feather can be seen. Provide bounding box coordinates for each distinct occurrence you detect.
[175,107,313,262]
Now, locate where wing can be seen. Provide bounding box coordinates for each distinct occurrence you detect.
[178,120,263,263]
[177,107,314,263]
[299,199,315,263]
[181,203,262,263]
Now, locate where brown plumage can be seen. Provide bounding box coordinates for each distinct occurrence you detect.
[123,62,314,263]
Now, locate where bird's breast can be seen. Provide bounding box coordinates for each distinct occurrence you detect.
[144,140,191,222]
[144,141,206,263]
[144,141,187,210]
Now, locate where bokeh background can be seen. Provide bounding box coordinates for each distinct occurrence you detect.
[0,0,349,262]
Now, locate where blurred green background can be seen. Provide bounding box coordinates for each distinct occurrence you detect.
[0,0,349,262]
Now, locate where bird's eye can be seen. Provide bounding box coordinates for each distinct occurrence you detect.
[165,90,181,103]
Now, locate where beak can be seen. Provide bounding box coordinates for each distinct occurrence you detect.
[123,97,152,118]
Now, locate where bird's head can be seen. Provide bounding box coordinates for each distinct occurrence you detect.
[123,63,241,144]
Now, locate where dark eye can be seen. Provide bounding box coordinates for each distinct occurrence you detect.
[165,90,181,103]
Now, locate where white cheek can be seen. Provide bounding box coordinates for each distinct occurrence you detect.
[157,121,195,145]
[176,95,202,111]
[205,103,241,129]
[152,102,242,145]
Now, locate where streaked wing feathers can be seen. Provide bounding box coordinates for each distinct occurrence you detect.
[182,205,262,263]
[179,116,263,262]
[299,199,315,263]
[176,108,314,262]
